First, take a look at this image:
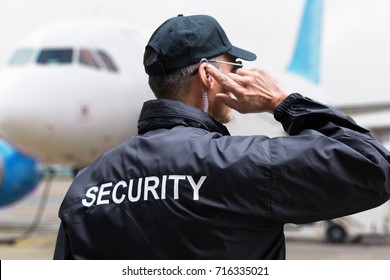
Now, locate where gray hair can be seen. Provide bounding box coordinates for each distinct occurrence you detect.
[144,47,221,100]
[144,47,197,100]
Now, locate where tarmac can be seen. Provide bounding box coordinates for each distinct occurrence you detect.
[1,176,390,260]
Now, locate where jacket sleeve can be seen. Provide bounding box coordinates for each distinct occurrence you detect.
[53,222,74,260]
[269,93,390,224]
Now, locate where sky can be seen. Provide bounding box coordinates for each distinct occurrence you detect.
[1,0,390,105]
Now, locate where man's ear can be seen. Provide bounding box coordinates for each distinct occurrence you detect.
[198,63,213,89]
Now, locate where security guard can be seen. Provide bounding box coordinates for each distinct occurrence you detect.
[54,14,390,259]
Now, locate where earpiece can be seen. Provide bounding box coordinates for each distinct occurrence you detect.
[200,58,210,112]
[202,91,209,112]
[200,58,209,64]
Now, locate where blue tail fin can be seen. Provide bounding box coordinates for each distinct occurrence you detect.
[287,0,323,84]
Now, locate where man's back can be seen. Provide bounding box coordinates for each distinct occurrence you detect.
[54,97,390,259]
[55,99,287,259]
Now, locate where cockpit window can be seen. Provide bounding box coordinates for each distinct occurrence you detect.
[96,50,119,72]
[37,48,73,64]
[8,47,119,73]
[79,49,100,69]
[8,49,34,65]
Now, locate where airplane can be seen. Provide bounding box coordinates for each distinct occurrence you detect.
[0,19,153,210]
[0,0,389,243]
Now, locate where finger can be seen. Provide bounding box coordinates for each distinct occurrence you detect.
[234,67,253,75]
[227,72,249,87]
[228,68,259,88]
[215,92,240,112]
[206,64,243,95]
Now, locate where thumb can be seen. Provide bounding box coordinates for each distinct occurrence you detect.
[215,92,240,112]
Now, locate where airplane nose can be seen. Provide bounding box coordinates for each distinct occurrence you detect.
[0,73,33,138]
[0,68,60,155]
[0,66,126,165]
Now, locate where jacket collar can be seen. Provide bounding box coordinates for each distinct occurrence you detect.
[138,99,230,136]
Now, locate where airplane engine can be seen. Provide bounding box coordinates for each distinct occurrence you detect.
[0,139,41,207]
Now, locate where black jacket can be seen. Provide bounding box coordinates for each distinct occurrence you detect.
[54,93,390,259]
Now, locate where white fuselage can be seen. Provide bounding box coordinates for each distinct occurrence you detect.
[0,20,153,167]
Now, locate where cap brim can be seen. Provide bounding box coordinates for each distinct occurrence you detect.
[228,46,257,61]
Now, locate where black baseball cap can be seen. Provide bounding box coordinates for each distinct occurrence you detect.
[144,14,257,76]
